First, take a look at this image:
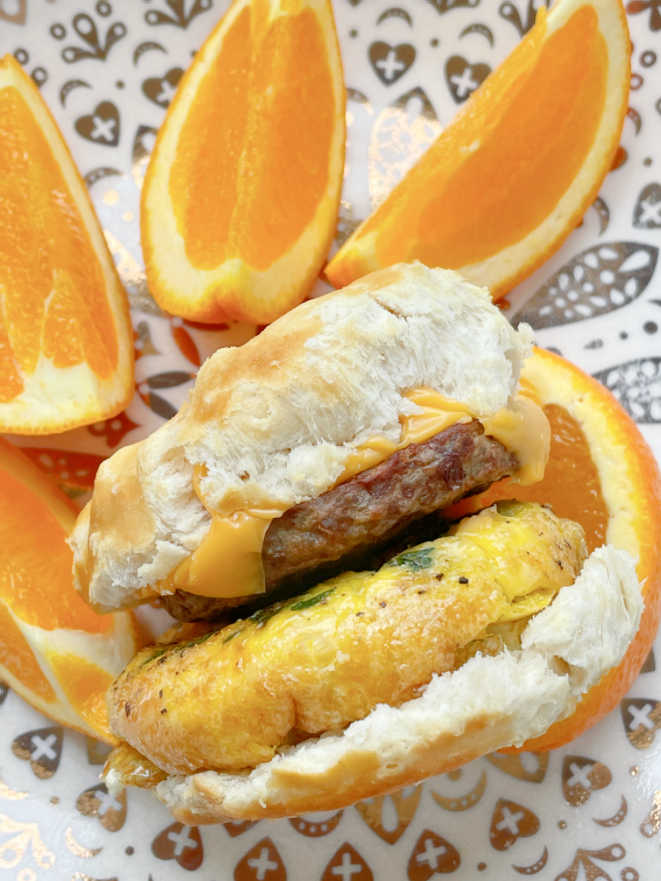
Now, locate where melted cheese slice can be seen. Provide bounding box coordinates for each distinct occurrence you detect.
[167,510,280,599]
[162,388,550,599]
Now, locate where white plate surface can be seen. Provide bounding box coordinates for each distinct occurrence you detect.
[0,1,660,879]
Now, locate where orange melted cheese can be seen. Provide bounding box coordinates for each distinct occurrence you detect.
[168,510,278,599]
[163,388,550,599]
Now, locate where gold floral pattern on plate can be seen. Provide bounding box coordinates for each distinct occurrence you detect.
[0,0,660,878]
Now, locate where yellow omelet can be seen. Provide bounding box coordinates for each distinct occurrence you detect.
[108,501,586,778]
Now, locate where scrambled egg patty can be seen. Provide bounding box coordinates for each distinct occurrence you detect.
[109,502,586,776]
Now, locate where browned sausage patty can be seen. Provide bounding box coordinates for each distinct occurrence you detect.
[161,420,517,621]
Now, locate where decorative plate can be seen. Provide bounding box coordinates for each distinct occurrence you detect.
[1,1,660,879]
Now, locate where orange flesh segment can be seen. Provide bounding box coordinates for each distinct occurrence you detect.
[514,398,661,751]
[49,652,115,739]
[170,6,334,272]
[0,466,112,633]
[0,85,118,401]
[0,603,56,701]
[0,321,23,402]
[236,8,334,268]
[447,404,609,552]
[368,6,607,269]
[170,6,251,269]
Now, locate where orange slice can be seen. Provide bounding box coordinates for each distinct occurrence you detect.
[141,0,345,325]
[0,438,141,743]
[325,0,630,299]
[0,56,134,434]
[446,348,661,750]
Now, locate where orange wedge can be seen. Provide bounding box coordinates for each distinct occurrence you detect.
[0,438,141,743]
[141,0,346,325]
[446,348,661,750]
[326,0,630,299]
[0,56,134,435]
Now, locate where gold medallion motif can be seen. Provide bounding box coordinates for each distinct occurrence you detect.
[321,843,373,881]
[355,786,422,844]
[489,799,539,851]
[562,755,612,806]
[151,822,204,871]
[234,837,286,881]
[407,830,460,879]
[76,784,127,833]
[620,698,661,749]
